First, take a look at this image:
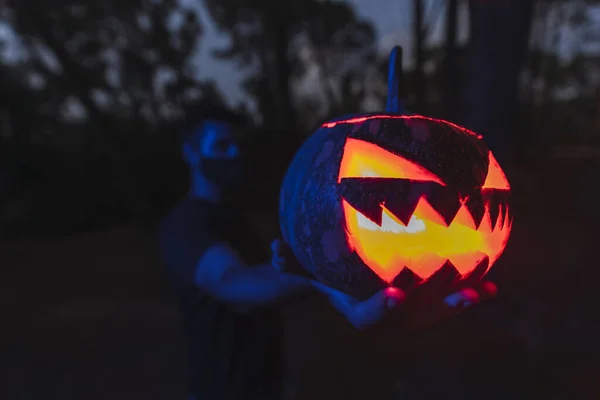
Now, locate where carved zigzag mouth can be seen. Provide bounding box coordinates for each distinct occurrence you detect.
[338,177,512,282]
[338,177,511,232]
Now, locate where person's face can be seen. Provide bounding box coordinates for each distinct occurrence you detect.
[183,120,245,191]
[183,120,241,165]
[198,121,241,160]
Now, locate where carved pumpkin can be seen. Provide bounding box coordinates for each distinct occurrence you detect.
[279,47,512,300]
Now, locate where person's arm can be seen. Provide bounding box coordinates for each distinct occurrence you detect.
[193,242,311,311]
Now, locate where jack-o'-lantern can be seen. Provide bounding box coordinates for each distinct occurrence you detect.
[279,47,512,300]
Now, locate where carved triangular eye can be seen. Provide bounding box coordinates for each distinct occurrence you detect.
[482,151,510,190]
[338,138,445,185]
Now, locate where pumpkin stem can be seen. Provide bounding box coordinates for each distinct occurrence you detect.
[385,46,406,114]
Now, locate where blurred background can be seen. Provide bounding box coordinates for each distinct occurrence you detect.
[1,0,599,399]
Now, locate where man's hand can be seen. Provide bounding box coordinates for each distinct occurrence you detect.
[311,281,497,330]
[270,239,288,272]
[272,239,404,329]
[311,281,405,330]
[443,281,498,308]
[270,238,498,330]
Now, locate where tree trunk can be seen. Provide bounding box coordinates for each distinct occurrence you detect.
[443,0,459,121]
[272,18,297,129]
[413,0,426,111]
[462,0,534,164]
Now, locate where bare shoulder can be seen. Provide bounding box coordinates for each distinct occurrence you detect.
[194,242,246,290]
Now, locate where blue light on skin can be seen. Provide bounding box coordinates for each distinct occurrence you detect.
[182,120,241,203]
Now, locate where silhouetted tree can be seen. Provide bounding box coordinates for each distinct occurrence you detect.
[413,0,426,111]
[203,0,378,131]
[1,0,217,234]
[520,0,599,147]
[443,0,459,120]
[8,0,214,125]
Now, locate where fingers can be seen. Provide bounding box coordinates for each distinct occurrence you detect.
[443,281,498,308]
[363,287,405,311]
[312,282,406,330]
[480,281,498,299]
[351,287,405,330]
[270,239,286,258]
[382,286,406,309]
[270,239,287,272]
[444,288,480,308]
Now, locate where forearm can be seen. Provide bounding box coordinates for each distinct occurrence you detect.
[214,264,312,309]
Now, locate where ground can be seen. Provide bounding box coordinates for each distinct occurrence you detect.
[2,157,600,399]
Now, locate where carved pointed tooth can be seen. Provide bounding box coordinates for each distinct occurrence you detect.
[413,197,447,226]
[392,267,423,291]
[362,203,384,225]
[504,207,512,230]
[488,197,500,231]
[450,253,489,277]
[419,261,460,293]
[459,256,490,285]
[338,178,386,225]
[425,185,461,226]
[452,203,477,230]
[404,254,447,282]
[465,193,485,228]
[384,186,423,226]
[478,204,493,232]
[494,203,505,232]
[497,202,506,228]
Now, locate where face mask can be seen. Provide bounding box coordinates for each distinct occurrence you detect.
[199,157,245,191]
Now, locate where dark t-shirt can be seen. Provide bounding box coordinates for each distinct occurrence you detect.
[158,198,283,400]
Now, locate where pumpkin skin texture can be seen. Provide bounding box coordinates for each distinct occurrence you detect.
[279,113,512,301]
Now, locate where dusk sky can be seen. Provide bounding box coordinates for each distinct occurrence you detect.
[185,0,599,108]
[190,0,471,107]
[1,0,597,112]
[0,0,469,112]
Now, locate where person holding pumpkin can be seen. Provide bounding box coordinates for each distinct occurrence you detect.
[157,103,493,400]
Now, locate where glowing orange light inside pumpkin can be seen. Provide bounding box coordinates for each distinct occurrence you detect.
[482,151,510,190]
[338,138,445,185]
[339,138,512,283]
